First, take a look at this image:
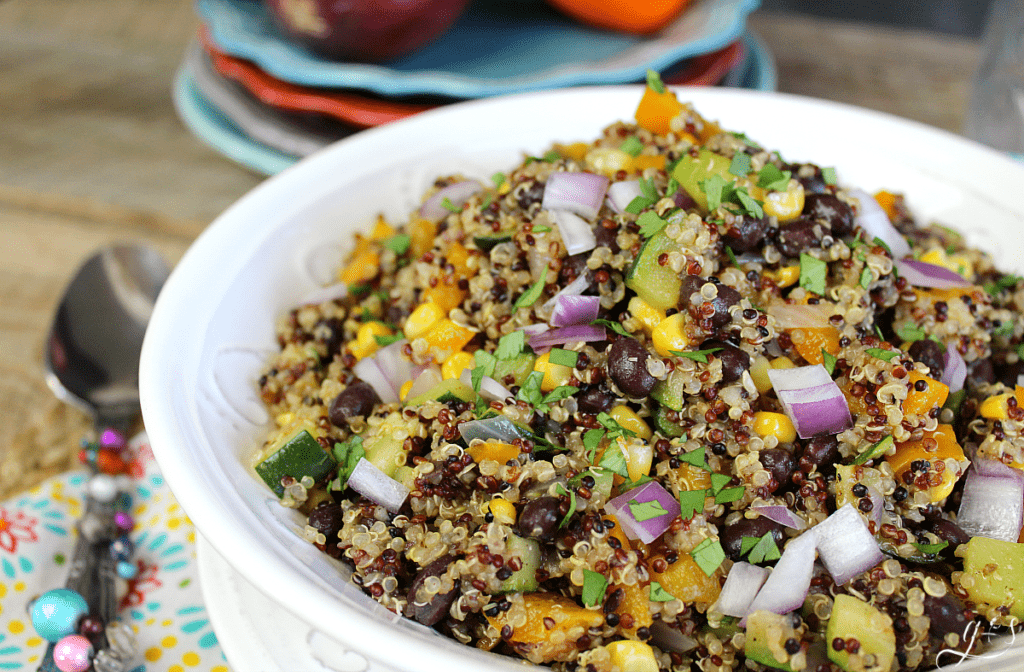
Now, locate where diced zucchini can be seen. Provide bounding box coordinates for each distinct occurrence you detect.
[744,611,796,671]
[625,231,683,312]
[958,537,1024,619]
[492,352,537,387]
[826,594,895,672]
[255,429,338,497]
[651,369,686,412]
[405,378,477,406]
[497,534,540,593]
[363,434,407,479]
[473,233,513,251]
[671,149,733,211]
[653,404,686,438]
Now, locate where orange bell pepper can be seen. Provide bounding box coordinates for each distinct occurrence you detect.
[903,372,949,417]
[634,84,684,136]
[790,326,841,366]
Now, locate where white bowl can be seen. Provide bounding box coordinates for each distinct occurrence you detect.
[140,86,1024,672]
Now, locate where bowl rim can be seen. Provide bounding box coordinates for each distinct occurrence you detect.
[140,84,1024,671]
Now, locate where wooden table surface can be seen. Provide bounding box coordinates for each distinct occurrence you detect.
[0,0,982,497]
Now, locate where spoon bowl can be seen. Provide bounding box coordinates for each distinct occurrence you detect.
[45,244,170,434]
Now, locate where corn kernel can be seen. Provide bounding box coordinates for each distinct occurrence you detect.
[486,498,517,525]
[399,380,414,402]
[534,351,573,392]
[628,296,665,335]
[370,215,395,240]
[652,313,689,358]
[585,147,633,176]
[749,355,773,393]
[441,351,475,380]
[767,265,800,288]
[350,321,392,360]
[609,405,652,441]
[919,248,974,280]
[339,249,379,284]
[753,411,797,444]
[275,412,295,427]
[606,640,659,672]
[405,302,445,339]
[770,356,797,369]
[980,392,1012,419]
[754,181,805,222]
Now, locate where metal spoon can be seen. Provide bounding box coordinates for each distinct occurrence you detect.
[41,244,169,670]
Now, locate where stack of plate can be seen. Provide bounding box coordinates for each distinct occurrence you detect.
[174,0,775,175]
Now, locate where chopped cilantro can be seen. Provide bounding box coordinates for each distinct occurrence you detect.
[993,320,1015,337]
[597,412,635,438]
[874,323,885,340]
[700,174,763,218]
[646,69,666,94]
[679,446,712,472]
[649,581,676,602]
[332,436,365,489]
[734,189,764,218]
[513,267,548,309]
[725,245,740,268]
[822,350,838,376]
[729,153,752,177]
[710,473,732,493]
[532,225,552,233]
[474,350,497,377]
[637,210,668,238]
[757,164,792,191]
[690,538,726,576]
[373,332,404,347]
[943,388,966,415]
[821,166,837,185]
[495,330,526,360]
[620,136,644,157]
[678,489,707,520]
[799,253,827,296]
[516,370,545,408]
[383,234,411,255]
[666,177,680,197]
[592,318,631,337]
[912,540,949,555]
[984,274,1022,296]
[441,196,461,213]
[1017,342,1024,360]
[896,323,928,343]
[349,283,371,295]
[583,429,606,461]
[670,347,722,364]
[491,172,506,189]
[866,347,899,362]
[541,385,579,406]
[701,174,728,211]
[859,266,873,289]
[543,149,561,163]
[549,348,578,368]
[556,483,577,529]
[741,532,781,563]
[872,236,893,256]
[628,498,669,522]
[852,435,894,466]
[715,486,745,504]
[625,176,660,215]
[582,569,608,607]
[740,535,760,556]
[470,365,487,393]
[597,441,629,478]
[481,193,494,210]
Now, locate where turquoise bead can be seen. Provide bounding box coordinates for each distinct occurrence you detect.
[31,589,88,642]
[116,560,138,579]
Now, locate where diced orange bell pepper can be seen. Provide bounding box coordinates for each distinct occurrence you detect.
[790,326,841,366]
[886,424,965,501]
[903,372,949,417]
[420,318,475,363]
[446,241,475,280]
[423,280,467,315]
[603,514,633,552]
[648,552,721,604]
[611,580,653,633]
[673,463,712,491]
[556,142,590,162]
[698,119,723,144]
[370,215,396,240]
[629,154,667,172]
[635,86,684,136]
[874,191,899,222]
[409,217,437,259]
[486,593,603,645]
[466,441,520,465]
[339,249,380,284]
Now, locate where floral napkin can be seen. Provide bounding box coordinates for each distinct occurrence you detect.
[0,434,229,671]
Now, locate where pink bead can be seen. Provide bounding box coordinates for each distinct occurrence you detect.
[99,429,126,451]
[114,511,134,533]
[54,634,93,672]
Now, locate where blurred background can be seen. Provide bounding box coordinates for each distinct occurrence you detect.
[763,0,995,36]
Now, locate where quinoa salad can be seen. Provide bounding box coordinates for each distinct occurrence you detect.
[252,75,1024,672]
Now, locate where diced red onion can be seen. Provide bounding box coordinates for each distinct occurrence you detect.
[849,189,911,259]
[814,503,883,586]
[419,181,483,222]
[459,368,512,403]
[606,180,642,214]
[715,562,769,618]
[405,366,442,401]
[893,258,971,289]
[519,323,550,337]
[956,464,1024,542]
[605,481,681,544]
[550,295,601,328]
[298,281,348,306]
[541,274,591,313]
[767,301,832,330]
[971,456,1024,482]
[941,343,967,393]
[542,172,609,220]
[353,357,398,404]
[767,365,852,439]
[347,458,409,513]
[373,339,416,389]
[741,531,817,625]
[649,622,698,653]
[550,210,597,256]
[751,505,806,531]
[528,324,606,350]
[459,416,524,443]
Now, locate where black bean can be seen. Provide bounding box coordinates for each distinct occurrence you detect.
[701,339,750,383]
[328,380,380,426]
[577,386,617,414]
[405,554,458,626]
[307,501,344,541]
[803,193,854,237]
[789,164,828,195]
[673,190,698,211]
[965,358,995,389]
[558,252,594,287]
[517,496,563,541]
[707,285,742,329]
[607,337,657,398]
[515,180,545,210]
[677,274,707,309]
[760,448,796,492]
[595,225,620,253]
[797,434,840,475]
[908,339,946,381]
[920,514,971,549]
[923,592,969,640]
[722,215,768,253]
[996,358,1024,388]
[775,217,821,258]
[384,304,408,327]
[720,517,785,561]
[317,317,346,358]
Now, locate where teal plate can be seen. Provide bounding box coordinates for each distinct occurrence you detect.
[174,30,777,177]
[197,0,760,98]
